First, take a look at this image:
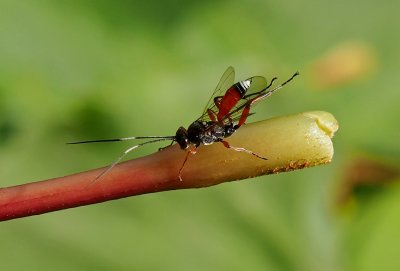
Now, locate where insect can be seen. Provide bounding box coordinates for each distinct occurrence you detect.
[68,67,299,181]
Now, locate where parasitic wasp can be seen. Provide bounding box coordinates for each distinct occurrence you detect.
[68,67,299,181]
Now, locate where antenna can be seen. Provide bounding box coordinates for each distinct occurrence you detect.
[68,135,176,183]
[67,135,175,144]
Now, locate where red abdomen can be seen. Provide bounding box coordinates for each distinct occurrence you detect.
[217,86,242,121]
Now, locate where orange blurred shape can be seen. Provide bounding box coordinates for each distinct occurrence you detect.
[310,41,377,89]
[336,157,399,208]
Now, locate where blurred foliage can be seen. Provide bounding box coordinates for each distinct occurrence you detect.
[0,0,399,270]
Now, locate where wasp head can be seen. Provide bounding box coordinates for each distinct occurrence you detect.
[175,127,190,150]
[187,121,204,147]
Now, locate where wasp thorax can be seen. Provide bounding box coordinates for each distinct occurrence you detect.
[175,127,190,150]
[224,123,236,137]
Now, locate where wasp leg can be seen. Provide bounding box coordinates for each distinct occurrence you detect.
[207,109,218,122]
[237,73,299,126]
[219,140,268,160]
[158,140,175,151]
[237,104,251,128]
[236,78,278,128]
[237,80,279,128]
[178,147,197,181]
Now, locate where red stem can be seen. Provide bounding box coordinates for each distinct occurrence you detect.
[0,146,189,221]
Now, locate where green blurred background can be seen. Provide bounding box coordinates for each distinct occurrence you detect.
[1,0,399,270]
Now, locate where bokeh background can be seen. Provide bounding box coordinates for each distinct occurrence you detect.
[1,0,399,270]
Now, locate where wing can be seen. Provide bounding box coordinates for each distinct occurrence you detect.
[197,66,235,121]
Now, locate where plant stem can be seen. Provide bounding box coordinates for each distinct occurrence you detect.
[0,111,338,222]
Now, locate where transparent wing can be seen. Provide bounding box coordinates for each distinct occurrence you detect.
[197,66,235,121]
